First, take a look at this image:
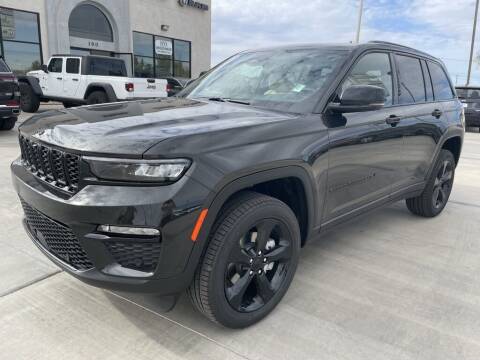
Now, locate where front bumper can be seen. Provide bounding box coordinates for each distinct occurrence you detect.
[11,158,211,295]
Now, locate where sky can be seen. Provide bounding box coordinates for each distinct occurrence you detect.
[211,0,480,86]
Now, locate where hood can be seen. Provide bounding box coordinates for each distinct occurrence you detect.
[19,98,296,157]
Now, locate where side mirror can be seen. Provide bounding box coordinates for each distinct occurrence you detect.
[329,85,386,113]
[41,64,49,73]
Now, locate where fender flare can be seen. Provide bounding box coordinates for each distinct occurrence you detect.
[425,125,464,181]
[17,76,43,96]
[183,164,318,278]
[84,83,118,102]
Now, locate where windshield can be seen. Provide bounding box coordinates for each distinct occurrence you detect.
[186,48,349,113]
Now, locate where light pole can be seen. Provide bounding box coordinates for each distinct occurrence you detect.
[355,0,364,44]
[467,0,479,86]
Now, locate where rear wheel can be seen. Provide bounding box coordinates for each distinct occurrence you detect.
[19,82,40,113]
[86,91,108,105]
[0,116,16,130]
[406,149,455,217]
[188,192,300,328]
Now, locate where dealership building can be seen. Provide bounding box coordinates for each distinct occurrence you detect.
[0,0,211,78]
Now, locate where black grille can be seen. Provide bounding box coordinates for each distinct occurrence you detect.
[19,135,80,193]
[105,241,162,273]
[21,200,93,271]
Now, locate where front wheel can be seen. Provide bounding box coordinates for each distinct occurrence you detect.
[188,192,301,328]
[406,149,456,217]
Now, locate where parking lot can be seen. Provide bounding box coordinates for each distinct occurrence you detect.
[1,107,480,360]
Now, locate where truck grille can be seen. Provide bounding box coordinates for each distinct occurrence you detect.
[21,199,93,271]
[19,135,80,193]
[105,241,162,273]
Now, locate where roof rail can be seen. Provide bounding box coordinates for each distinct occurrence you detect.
[367,40,433,57]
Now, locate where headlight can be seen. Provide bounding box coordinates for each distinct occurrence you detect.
[84,157,191,183]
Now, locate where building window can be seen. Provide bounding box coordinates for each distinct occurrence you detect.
[0,7,42,75]
[69,4,113,42]
[133,31,191,79]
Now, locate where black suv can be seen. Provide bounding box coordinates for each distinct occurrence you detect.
[11,42,464,328]
[456,86,480,128]
[0,57,20,131]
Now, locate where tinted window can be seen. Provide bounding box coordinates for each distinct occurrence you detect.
[133,32,153,57]
[134,56,154,78]
[88,58,126,77]
[69,4,113,42]
[428,62,454,100]
[0,59,11,72]
[341,52,393,106]
[66,58,80,74]
[48,58,63,73]
[396,55,425,104]
[456,88,480,99]
[421,61,434,102]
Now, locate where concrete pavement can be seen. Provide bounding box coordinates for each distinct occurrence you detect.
[1,107,480,359]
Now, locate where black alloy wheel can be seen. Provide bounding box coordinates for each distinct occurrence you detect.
[224,218,293,313]
[188,192,300,328]
[432,159,454,210]
[406,149,456,217]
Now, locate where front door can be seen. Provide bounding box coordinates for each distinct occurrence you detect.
[323,52,404,224]
[43,57,64,97]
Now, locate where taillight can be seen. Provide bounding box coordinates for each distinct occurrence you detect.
[125,82,134,92]
[166,83,173,92]
[6,99,19,106]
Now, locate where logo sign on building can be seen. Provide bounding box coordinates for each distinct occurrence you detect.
[0,9,15,40]
[155,38,173,56]
[178,0,209,11]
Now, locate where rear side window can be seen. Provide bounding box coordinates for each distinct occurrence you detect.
[0,59,11,73]
[48,58,63,73]
[428,62,454,100]
[396,55,425,104]
[340,52,393,106]
[66,58,80,74]
[88,58,127,77]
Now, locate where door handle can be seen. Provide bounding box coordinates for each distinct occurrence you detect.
[432,109,443,118]
[386,115,401,126]
[56,77,62,80]
[72,79,79,82]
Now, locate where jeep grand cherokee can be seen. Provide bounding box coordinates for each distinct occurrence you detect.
[11,41,464,328]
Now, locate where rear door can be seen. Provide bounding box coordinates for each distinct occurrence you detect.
[323,52,405,223]
[397,55,454,189]
[63,57,82,98]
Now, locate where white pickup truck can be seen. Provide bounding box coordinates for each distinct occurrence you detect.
[18,55,167,112]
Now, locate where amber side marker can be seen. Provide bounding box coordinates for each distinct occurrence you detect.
[191,209,208,242]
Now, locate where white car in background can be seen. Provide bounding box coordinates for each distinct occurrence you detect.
[18,55,167,113]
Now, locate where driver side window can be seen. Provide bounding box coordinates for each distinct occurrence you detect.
[340,52,393,106]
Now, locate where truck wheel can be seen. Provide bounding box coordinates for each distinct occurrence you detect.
[0,117,16,130]
[19,83,40,113]
[188,192,301,328]
[406,150,455,217]
[86,91,108,105]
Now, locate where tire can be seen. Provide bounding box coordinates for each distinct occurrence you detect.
[406,149,456,217]
[19,82,40,113]
[0,116,16,131]
[86,91,108,105]
[188,191,301,328]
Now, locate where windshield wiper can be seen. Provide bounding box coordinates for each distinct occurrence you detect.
[207,97,251,105]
